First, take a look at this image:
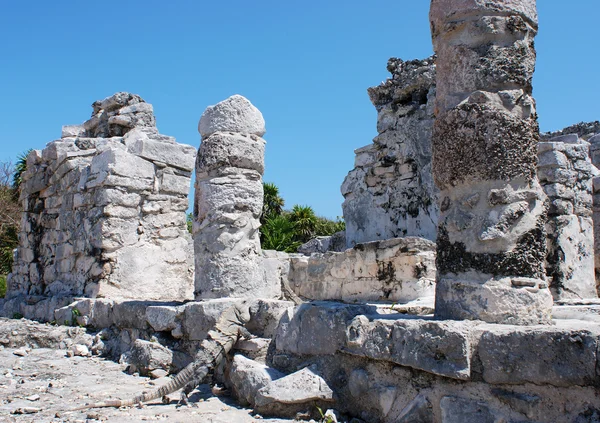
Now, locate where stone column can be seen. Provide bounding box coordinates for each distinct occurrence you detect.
[430,0,552,324]
[538,135,597,300]
[194,95,271,299]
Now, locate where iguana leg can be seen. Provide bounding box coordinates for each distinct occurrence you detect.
[239,327,254,340]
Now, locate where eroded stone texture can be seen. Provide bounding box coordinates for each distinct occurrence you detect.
[8,93,195,301]
[194,95,278,300]
[342,57,438,247]
[585,128,600,295]
[430,0,552,324]
[538,136,597,300]
[287,237,436,303]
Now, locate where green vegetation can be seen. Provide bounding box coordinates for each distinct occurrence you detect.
[260,182,345,252]
[0,150,31,297]
[187,212,193,233]
[0,275,6,298]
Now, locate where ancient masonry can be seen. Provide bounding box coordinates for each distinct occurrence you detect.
[538,133,597,299]
[8,93,196,301]
[2,1,600,422]
[430,0,553,324]
[342,57,438,247]
[194,95,277,300]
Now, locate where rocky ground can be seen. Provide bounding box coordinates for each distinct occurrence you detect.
[0,319,300,423]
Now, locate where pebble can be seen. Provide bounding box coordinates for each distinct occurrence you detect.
[71,344,91,357]
[26,394,40,401]
[149,369,168,379]
[13,348,28,357]
[11,406,40,414]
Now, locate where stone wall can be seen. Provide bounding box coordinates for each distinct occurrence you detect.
[272,302,600,423]
[287,237,435,303]
[342,57,438,247]
[7,92,196,301]
[538,134,598,299]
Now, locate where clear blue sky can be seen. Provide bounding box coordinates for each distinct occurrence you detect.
[0,1,598,219]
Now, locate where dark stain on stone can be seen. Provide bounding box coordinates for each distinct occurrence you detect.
[436,221,546,279]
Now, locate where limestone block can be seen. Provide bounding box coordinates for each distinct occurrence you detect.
[128,339,173,376]
[112,301,151,329]
[195,173,264,217]
[89,148,155,180]
[246,299,294,338]
[229,354,284,406]
[42,140,79,162]
[101,242,193,301]
[288,237,436,303]
[547,215,596,300]
[119,102,153,115]
[345,316,474,380]
[93,189,141,208]
[435,278,553,325]
[160,173,191,195]
[146,305,183,332]
[478,322,600,387]
[197,132,265,174]
[275,302,375,356]
[297,231,346,255]
[183,299,239,341]
[261,253,287,303]
[198,95,265,138]
[124,129,196,171]
[254,367,334,416]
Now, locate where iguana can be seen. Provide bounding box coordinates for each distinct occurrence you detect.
[68,301,252,411]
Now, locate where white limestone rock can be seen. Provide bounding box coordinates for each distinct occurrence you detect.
[198,95,266,138]
[229,354,284,406]
[254,367,334,416]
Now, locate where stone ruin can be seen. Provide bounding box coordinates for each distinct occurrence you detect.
[2,1,600,422]
[7,92,196,307]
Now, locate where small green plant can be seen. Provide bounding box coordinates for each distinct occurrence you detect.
[187,213,193,234]
[71,308,82,317]
[316,406,336,423]
[0,275,6,298]
[12,312,23,319]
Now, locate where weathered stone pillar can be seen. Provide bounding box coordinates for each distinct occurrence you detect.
[538,134,597,300]
[430,0,553,324]
[194,95,271,299]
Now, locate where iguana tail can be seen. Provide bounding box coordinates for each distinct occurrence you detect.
[68,362,209,411]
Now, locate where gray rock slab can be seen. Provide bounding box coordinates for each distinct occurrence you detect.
[247,299,294,338]
[254,367,334,416]
[229,354,284,406]
[275,302,376,355]
[478,321,600,387]
[344,315,475,380]
[182,299,238,341]
[146,305,183,332]
[124,128,196,171]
